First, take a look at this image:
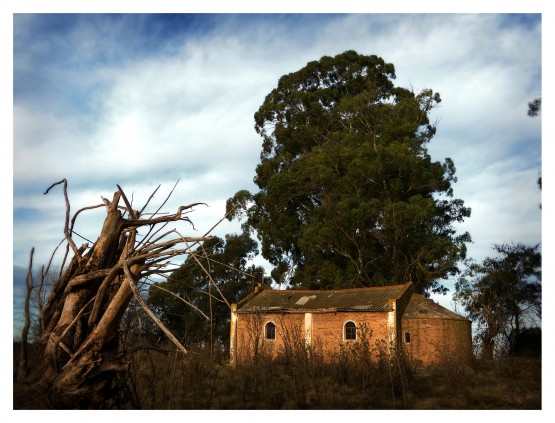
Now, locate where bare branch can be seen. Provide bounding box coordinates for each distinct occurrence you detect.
[122,203,207,228]
[149,284,210,321]
[138,184,162,216]
[42,243,89,326]
[123,262,188,354]
[43,179,67,195]
[54,298,95,354]
[43,178,82,261]
[145,180,179,219]
[68,269,113,288]
[186,246,231,310]
[187,202,240,252]
[203,256,260,279]
[116,184,139,220]
[18,248,35,381]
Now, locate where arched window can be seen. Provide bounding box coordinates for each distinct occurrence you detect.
[344,321,357,340]
[265,322,276,340]
[405,332,411,343]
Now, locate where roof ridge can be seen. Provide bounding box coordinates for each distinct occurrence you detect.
[264,282,412,294]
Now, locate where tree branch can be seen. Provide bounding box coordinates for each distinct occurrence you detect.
[123,262,188,354]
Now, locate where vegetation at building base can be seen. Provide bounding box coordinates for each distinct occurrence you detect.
[14,336,541,410]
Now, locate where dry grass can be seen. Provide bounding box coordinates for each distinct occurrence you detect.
[13,341,541,409]
[116,335,541,410]
[407,355,541,409]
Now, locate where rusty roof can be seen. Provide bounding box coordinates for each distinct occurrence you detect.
[237,283,413,313]
[402,294,469,321]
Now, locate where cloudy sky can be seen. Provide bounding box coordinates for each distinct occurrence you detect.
[10,10,545,317]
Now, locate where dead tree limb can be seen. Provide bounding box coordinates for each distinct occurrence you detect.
[149,283,210,321]
[18,248,35,380]
[123,261,188,354]
[16,181,216,409]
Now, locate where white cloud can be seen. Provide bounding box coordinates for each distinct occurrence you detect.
[12,14,542,300]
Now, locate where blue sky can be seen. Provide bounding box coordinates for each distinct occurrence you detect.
[9,8,549,332]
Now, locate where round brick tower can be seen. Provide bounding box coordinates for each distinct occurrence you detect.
[401,293,472,366]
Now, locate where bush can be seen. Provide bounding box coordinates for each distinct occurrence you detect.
[511,327,541,357]
[14,338,541,409]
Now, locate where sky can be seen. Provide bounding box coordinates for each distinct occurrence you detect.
[3,0,553,417]
[11,11,544,305]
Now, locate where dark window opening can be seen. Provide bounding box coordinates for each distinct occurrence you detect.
[265,322,276,340]
[345,321,357,340]
[405,332,411,343]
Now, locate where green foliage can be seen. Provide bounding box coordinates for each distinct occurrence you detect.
[147,233,269,351]
[228,50,471,293]
[454,243,541,359]
[527,97,541,117]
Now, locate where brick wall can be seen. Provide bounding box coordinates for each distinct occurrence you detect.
[231,283,471,366]
[235,310,393,362]
[311,311,390,355]
[393,284,416,347]
[402,318,472,365]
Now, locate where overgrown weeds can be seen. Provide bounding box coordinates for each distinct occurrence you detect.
[117,323,415,409]
[14,340,541,409]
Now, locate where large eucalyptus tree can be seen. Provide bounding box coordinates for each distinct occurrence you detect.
[228,50,471,293]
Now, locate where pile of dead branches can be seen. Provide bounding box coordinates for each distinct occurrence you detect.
[16,179,219,408]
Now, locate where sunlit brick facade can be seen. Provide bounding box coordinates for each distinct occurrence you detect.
[230,283,472,366]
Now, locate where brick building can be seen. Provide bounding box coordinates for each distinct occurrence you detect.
[229,282,472,366]
[402,293,473,365]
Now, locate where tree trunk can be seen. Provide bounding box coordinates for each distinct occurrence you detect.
[480,324,498,361]
[15,181,211,409]
[480,336,495,361]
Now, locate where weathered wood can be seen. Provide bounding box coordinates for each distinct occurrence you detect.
[18,248,35,380]
[123,262,188,354]
[17,182,214,409]
[68,269,112,288]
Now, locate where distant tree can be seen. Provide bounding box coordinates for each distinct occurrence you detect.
[454,243,541,360]
[148,233,269,353]
[227,50,471,294]
[527,97,541,117]
[527,97,542,198]
[511,326,541,357]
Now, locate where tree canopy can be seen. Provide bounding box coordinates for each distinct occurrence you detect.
[228,50,471,294]
[148,233,269,352]
[454,243,541,360]
[527,97,542,117]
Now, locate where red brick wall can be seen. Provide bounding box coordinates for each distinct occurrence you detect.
[402,318,472,365]
[311,311,391,355]
[235,312,305,361]
[235,311,392,362]
[394,285,416,347]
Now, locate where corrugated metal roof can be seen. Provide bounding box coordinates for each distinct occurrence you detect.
[237,283,412,313]
[402,294,469,321]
